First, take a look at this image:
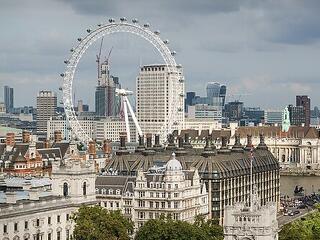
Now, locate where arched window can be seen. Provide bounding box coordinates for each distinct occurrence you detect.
[63,182,68,197]
[83,182,87,196]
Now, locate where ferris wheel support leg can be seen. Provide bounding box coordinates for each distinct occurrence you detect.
[124,96,143,137]
[123,97,131,142]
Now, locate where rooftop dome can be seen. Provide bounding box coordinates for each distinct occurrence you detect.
[166,153,182,171]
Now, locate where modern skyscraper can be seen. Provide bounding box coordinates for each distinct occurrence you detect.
[4,85,14,113]
[136,64,184,139]
[287,104,305,126]
[296,95,310,127]
[224,101,244,121]
[95,56,121,117]
[264,110,283,125]
[219,85,226,107]
[206,82,226,108]
[36,90,57,135]
[185,91,195,112]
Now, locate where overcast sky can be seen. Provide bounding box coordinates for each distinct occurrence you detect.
[0,0,320,110]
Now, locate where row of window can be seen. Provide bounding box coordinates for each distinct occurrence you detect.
[137,183,179,189]
[2,214,70,234]
[141,67,166,71]
[138,201,180,209]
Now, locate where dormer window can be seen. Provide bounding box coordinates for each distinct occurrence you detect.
[116,189,121,195]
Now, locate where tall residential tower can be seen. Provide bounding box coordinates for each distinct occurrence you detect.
[36,90,57,135]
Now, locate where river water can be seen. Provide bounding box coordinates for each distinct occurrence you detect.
[280,175,320,197]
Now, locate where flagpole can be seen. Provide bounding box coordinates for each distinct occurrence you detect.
[250,145,253,211]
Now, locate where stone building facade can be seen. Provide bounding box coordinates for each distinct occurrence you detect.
[96,153,208,230]
[0,155,96,240]
[224,186,278,240]
[104,133,280,224]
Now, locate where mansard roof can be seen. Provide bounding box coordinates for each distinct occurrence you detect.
[104,146,279,180]
[95,175,135,195]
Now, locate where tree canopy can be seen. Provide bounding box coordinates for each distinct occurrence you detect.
[134,215,223,240]
[279,205,320,240]
[72,205,133,240]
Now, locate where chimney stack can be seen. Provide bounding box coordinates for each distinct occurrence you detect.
[136,135,145,152]
[257,133,268,150]
[88,140,96,157]
[54,130,62,143]
[146,134,152,149]
[44,139,50,149]
[178,137,184,148]
[142,134,156,156]
[183,132,192,149]
[119,133,126,149]
[218,136,230,154]
[232,133,243,152]
[245,134,253,151]
[202,136,216,157]
[116,133,129,155]
[6,133,15,147]
[103,140,112,155]
[166,134,176,150]
[22,131,30,143]
[153,134,163,152]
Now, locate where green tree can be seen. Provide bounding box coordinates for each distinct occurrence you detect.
[135,216,223,240]
[72,205,133,240]
[279,209,320,240]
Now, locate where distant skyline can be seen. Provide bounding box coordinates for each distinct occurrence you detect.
[0,0,320,109]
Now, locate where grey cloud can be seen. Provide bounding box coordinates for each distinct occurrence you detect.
[0,0,320,109]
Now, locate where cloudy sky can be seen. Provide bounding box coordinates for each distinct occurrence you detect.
[0,0,320,110]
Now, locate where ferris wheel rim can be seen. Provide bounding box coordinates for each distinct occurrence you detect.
[62,20,179,144]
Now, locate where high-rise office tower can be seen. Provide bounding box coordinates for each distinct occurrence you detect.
[287,104,305,126]
[36,90,57,135]
[136,64,184,139]
[296,95,310,127]
[95,55,121,117]
[185,92,195,112]
[4,85,14,113]
[206,82,226,108]
[219,85,226,107]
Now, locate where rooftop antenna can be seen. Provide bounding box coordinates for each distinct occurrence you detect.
[96,37,104,79]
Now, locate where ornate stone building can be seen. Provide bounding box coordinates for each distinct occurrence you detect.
[174,126,320,169]
[96,153,208,230]
[234,126,320,169]
[0,154,96,240]
[224,186,278,240]
[104,133,280,223]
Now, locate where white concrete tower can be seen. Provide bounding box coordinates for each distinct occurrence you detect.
[136,64,184,141]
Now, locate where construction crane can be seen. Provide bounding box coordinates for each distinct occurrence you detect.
[116,88,143,142]
[96,37,104,80]
[105,46,113,65]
